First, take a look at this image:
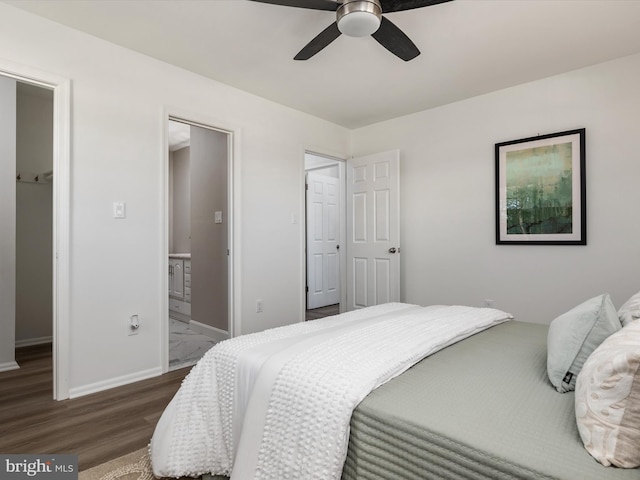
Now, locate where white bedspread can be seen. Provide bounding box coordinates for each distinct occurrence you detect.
[150,303,512,479]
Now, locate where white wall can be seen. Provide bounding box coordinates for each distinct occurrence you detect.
[0,75,17,371]
[0,4,349,394]
[351,53,640,324]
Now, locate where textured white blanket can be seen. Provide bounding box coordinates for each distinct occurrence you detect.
[150,303,512,479]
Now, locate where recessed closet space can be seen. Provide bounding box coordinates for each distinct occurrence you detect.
[16,82,53,349]
[167,119,229,370]
[0,78,53,373]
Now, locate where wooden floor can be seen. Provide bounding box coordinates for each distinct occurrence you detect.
[0,344,189,471]
[1,309,338,471]
[305,303,340,320]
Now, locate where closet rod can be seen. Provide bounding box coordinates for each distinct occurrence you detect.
[16,170,53,184]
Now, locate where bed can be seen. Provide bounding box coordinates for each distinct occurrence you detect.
[343,320,639,480]
[150,298,640,480]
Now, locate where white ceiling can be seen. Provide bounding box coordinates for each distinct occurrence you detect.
[6,0,640,129]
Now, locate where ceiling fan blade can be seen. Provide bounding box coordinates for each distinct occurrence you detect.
[294,22,342,60]
[371,16,420,61]
[380,0,453,14]
[249,0,338,11]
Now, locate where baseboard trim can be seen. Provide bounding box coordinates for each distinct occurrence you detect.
[189,320,229,343]
[15,336,53,348]
[0,361,20,372]
[68,367,163,399]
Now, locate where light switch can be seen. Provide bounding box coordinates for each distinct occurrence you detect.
[214,211,223,224]
[113,202,126,219]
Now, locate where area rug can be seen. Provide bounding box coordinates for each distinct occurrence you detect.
[79,448,227,480]
[79,448,159,480]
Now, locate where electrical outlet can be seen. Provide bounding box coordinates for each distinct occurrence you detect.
[127,314,140,336]
[256,299,264,313]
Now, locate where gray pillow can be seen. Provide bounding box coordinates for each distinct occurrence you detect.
[547,293,621,393]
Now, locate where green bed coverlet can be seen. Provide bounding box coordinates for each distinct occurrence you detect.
[342,321,640,480]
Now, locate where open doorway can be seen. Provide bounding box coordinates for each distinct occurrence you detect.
[304,152,344,321]
[166,118,232,370]
[0,62,70,400]
[0,79,54,373]
[15,83,54,352]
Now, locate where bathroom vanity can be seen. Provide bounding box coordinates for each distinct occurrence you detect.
[169,253,191,322]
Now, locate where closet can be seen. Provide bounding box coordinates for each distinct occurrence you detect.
[0,79,53,372]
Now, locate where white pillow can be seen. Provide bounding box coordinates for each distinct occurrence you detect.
[575,320,640,468]
[547,293,621,393]
[618,290,640,327]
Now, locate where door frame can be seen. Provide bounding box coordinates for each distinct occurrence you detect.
[162,109,240,372]
[0,59,71,400]
[301,149,347,320]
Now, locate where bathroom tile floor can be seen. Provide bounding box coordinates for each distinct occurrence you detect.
[169,318,217,370]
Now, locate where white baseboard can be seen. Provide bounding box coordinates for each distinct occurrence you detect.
[0,361,20,372]
[68,367,163,399]
[189,320,229,343]
[15,336,53,348]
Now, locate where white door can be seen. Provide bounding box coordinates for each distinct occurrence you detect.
[346,150,400,310]
[306,172,340,309]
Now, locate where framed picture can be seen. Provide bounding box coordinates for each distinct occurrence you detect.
[495,128,586,245]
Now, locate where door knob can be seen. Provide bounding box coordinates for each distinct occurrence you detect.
[388,247,397,254]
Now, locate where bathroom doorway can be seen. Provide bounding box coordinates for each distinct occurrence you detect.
[166,118,232,370]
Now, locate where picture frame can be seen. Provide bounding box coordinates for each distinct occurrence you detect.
[495,128,586,245]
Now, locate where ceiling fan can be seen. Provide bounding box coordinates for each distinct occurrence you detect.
[250,0,453,61]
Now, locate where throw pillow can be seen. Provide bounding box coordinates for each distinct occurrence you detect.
[547,293,621,393]
[618,290,640,327]
[575,320,640,468]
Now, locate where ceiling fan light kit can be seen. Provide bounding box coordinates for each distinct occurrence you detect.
[337,0,382,37]
[251,0,453,61]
